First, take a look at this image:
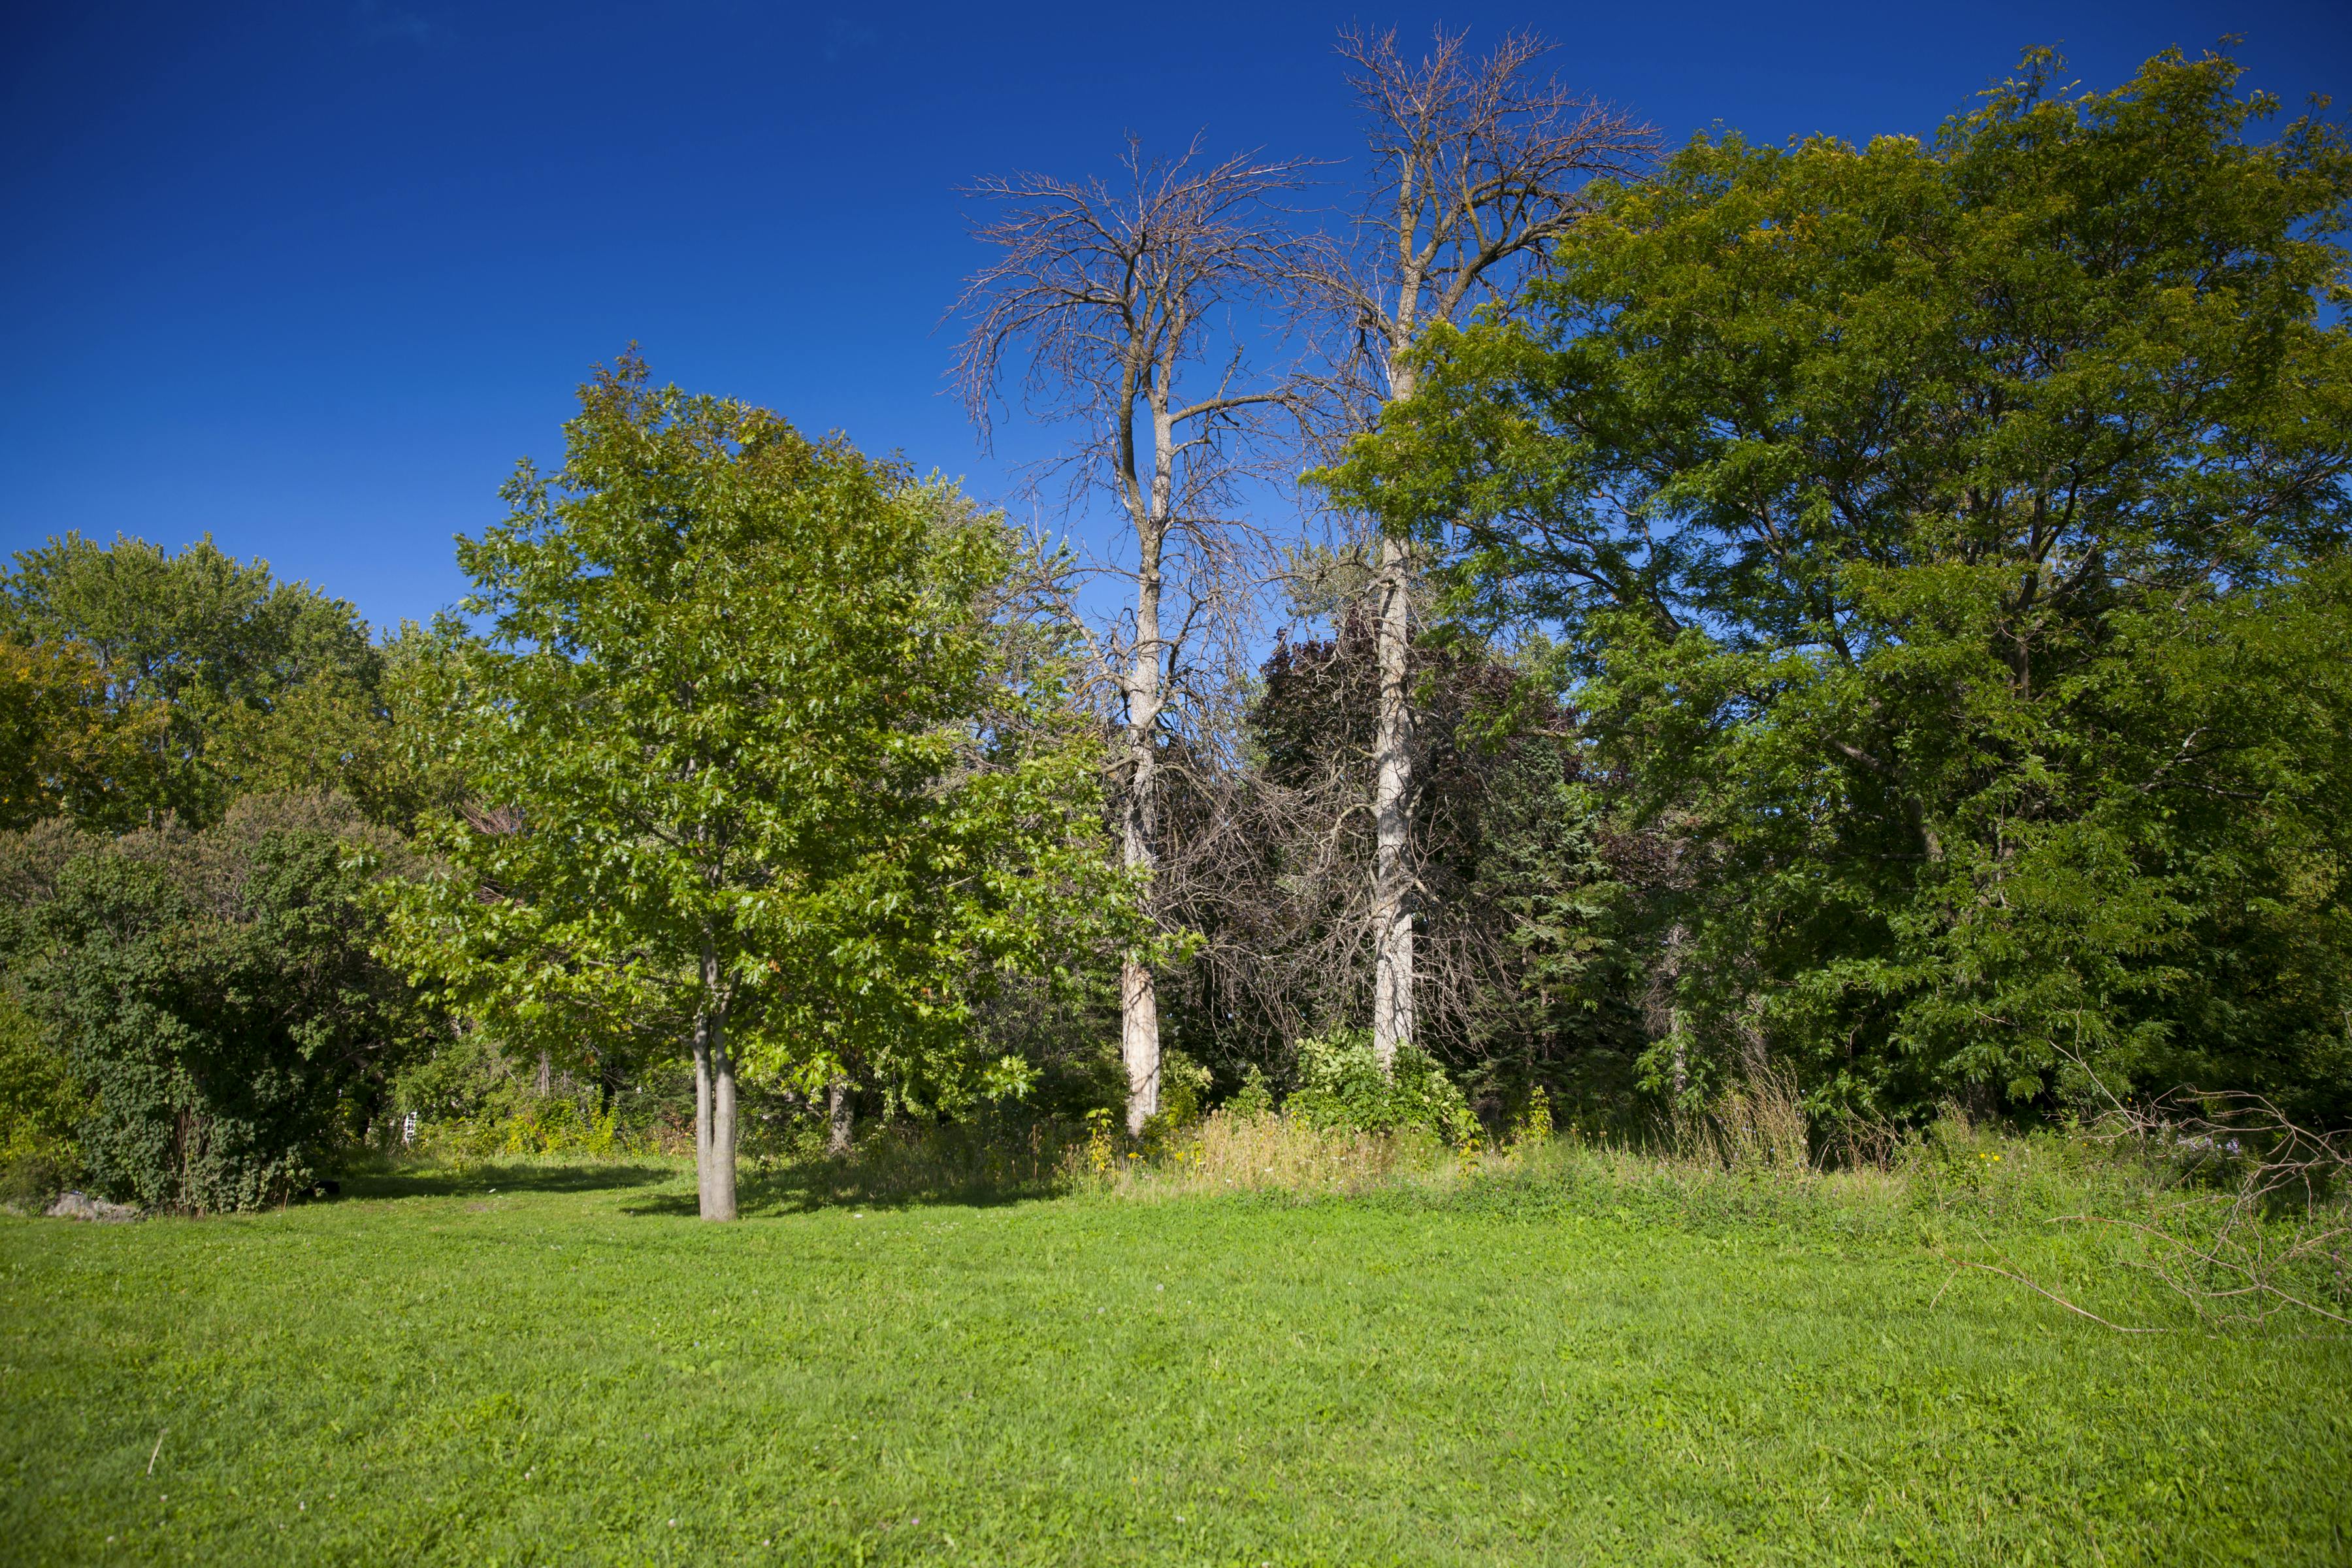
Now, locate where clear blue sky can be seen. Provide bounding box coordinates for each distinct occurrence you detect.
[5,1,2345,632]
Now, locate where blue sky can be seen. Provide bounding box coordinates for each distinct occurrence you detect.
[5,1,2345,633]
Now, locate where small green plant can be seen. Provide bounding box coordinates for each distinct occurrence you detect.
[1285,1029,1475,1144]
[1224,1065,1275,1120]
[1083,1106,1117,1179]
[1157,1049,1214,1126]
[1518,1086,1554,1145]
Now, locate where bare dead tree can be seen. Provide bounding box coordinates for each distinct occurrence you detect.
[1309,25,1654,1073]
[1149,608,1648,1122]
[952,140,1320,1134]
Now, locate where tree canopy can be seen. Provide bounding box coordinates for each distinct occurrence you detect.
[385,359,1141,1216]
[1326,48,2352,1120]
[0,533,416,830]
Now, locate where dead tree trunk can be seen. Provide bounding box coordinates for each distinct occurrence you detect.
[955,144,1315,1134]
[1368,530,1416,1067]
[1119,525,1166,1131]
[1319,25,1652,1073]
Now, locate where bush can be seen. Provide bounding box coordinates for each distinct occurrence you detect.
[21,792,432,1212]
[1157,1048,1214,1126]
[1225,1065,1275,1120]
[1285,1029,1475,1143]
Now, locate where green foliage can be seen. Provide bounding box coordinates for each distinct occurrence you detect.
[1285,1028,1476,1143]
[0,991,84,1204]
[385,358,1141,1114]
[0,639,161,832]
[1518,1083,1554,1143]
[1457,715,1641,1102]
[1327,47,2352,1122]
[16,792,430,1211]
[0,533,396,830]
[1224,1063,1275,1119]
[1155,1047,1214,1126]
[408,1098,642,1162]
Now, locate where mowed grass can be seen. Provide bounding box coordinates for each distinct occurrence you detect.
[2,1154,2347,1566]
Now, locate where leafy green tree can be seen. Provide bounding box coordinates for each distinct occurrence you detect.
[387,359,1137,1220]
[18,792,429,1211]
[0,638,165,830]
[1,534,387,828]
[1326,48,2352,1121]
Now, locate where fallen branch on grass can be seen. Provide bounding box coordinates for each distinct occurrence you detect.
[1931,1252,2164,1333]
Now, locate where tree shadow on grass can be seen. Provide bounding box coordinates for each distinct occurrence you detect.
[343,1160,679,1202]
[619,1135,1076,1218]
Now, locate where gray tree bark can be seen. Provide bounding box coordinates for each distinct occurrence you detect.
[693,947,738,1222]
[1118,468,1170,1134]
[1369,529,1416,1072]
[827,1075,854,1157]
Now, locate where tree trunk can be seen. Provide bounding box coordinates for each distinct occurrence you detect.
[693,949,738,1222]
[1119,515,1168,1135]
[1367,348,1422,1077]
[1119,696,1162,1132]
[827,1075,853,1157]
[1120,958,1161,1135]
[710,1032,738,1220]
[1369,530,1416,1075]
[1119,751,1162,1132]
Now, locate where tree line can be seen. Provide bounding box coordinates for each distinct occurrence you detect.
[3,34,2347,1218]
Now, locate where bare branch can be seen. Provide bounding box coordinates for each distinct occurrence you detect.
[1303,24,1659,416]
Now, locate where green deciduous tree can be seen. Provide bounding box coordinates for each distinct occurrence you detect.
[1,534,397,829]
[0,638,163,830]
[1328,48,2352,1122]
[387,359,1139,1220]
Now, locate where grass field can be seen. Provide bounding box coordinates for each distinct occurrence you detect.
[2,1146,2347,1565]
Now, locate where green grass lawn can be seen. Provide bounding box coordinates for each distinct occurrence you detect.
[2,1154,2346,1565]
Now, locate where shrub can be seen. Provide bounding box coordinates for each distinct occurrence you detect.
[1285,1029,1475,1143]
[1224,1065,1275,1120]
[1517,1085,1554,1144]
[21,792,432,1212]
[1157,1048,1214,1126]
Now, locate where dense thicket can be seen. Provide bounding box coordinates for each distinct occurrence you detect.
[1154,615,1642,1121]
[1328,49,2352,1122]
[7,792,427,1211]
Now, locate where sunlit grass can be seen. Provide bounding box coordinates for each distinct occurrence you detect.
[2,1143,2346,1565]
